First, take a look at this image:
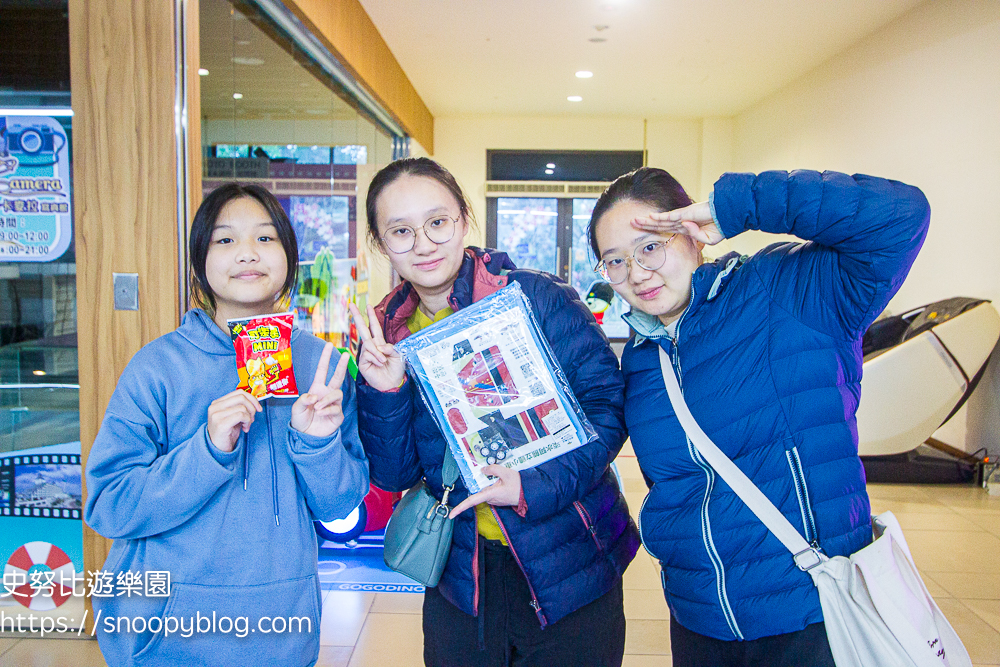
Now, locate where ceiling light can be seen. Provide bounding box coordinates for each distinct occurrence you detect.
[588,37,607,43]
[198,68,209,76]
[594,25,610,31]
[576,71,593,78]
[567,96,583,102]
[33,370,46,376]
[545,169,554,175]
[233,93,243,99]
[232,57,265,66]
[546,163,556,169]
[286,144,296,150]
[312,145,319,150]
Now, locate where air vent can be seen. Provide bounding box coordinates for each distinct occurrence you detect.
[486,181,610,197]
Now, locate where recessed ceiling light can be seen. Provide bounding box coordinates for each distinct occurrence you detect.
[545,169,554,175]
[546,163,556,169]
[232,57,264,66]
[33,370,46,376]
[233,93,243,99]
[576,71,593,79]
[198,68,209,76]
[567,96,583,102]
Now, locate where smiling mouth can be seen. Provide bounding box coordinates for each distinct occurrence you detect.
[413,258,444,271]
[635,286,663,300]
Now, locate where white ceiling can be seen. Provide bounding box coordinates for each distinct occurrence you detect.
[357,0,926,118]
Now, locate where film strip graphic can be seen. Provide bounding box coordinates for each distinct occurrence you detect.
[0,453,82,520]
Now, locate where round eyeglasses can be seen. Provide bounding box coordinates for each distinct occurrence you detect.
[594,236,676,285]
[381,215,458,254]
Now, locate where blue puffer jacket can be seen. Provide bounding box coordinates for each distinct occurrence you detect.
[623,171,929,641]
[357,247,640,627]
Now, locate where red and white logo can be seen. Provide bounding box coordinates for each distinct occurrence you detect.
[4,541,77,610]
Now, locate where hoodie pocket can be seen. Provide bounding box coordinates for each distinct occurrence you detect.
[132,576,320,667]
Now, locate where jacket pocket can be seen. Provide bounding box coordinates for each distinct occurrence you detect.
[131,576,320,667]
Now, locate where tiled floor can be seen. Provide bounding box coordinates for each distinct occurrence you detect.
[2,446,999,666]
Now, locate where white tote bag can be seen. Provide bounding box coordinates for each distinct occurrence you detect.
[658,348,972,667]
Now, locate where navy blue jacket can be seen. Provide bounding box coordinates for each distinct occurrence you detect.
[623,171,929,641]
[357,248,640,627]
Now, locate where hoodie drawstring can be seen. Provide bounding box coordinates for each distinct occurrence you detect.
[264,404,279,527]
[242,405,280,527]
[242,431,249,490]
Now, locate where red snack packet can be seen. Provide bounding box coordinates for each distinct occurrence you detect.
[227,312,298,399]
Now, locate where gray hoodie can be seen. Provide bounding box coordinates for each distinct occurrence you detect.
[85,309,368,667]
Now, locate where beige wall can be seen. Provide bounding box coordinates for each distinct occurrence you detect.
[732,0,1000,453]
[428,0,999,453]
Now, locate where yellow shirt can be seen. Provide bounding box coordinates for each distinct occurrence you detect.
[406,305,508,545]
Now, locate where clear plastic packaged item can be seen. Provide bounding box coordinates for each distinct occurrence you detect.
[228,312,299,399]
[395,283,598,493]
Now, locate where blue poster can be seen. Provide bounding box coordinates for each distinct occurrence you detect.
[0,116,73,261]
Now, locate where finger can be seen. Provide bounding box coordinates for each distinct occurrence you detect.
[217,405,254,432]
[367,304,387,346]
[313,389,343,411]
[359,349,386,369]
[480,464,511,479]
[349,304,374,345]
[449,490,491,519]
[312,343,334,389]
[328,351,350,390]
[213,390,263,413]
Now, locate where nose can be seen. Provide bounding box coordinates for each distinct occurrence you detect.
[236,238,260,263]
[627,257,653,284]
[411,226,436,254]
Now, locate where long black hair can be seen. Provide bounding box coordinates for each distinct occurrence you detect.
[364,157,474,249]
[588,167,693,259]
[189,182,298,312]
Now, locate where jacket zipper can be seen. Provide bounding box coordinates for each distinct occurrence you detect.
[490,506,548,627]
[670,281,744,641]
[786,447,818,545]
[573,501,603,552]
[472,511,480,616]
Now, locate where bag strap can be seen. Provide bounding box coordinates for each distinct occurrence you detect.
[658,347,824,570]
[441,445,460,488]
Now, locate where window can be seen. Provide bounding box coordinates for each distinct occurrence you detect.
[485,151,640,340]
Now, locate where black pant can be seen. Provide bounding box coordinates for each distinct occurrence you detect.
[669,616,837,667]
[423,540,626,667]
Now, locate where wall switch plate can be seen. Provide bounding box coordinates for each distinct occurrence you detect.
[113,273,139,311]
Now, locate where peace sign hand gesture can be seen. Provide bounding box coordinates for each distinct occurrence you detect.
[349,303,406,392]
[631,200,725,246]
[290,342,352,437]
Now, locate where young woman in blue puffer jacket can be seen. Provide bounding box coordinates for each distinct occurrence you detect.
[351,157,640,667]
[588,168,929,667]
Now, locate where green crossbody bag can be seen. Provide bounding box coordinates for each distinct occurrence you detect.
[382,447,460,587]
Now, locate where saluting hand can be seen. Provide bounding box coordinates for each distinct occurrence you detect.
[290,342,352,437]
[631,200,724,246]
[349,303,407,392]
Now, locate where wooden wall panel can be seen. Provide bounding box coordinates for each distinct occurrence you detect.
[283,0,434,153]
[69,0,200,629]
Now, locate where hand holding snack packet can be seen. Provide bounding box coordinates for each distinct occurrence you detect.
[291,342,352,437]
[207,389,263,452]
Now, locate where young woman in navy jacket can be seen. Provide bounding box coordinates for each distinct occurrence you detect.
[351,157,640,666]
[588,168,929,667]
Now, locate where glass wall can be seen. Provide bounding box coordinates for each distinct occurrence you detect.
[0,0,85,619]
[199,0,401,349]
